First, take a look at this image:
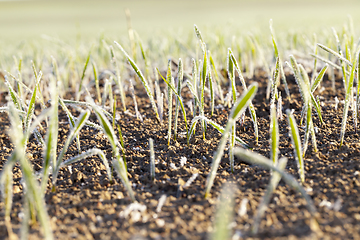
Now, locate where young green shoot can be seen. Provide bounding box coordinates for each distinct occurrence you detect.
[129,78,143,122]
[0,156,15,239]
[286,109,305,184]
[109,45,126,112]
[209,51,224,104]
[87,96,135,201]
[92,60,102,104]
[77,48,91,100]
[269,19,291,100]
[166,60,174,146]
[270,105,279,166]
[157,68,189,144]
[288,55,325,155]
[51,110,113,189]
[204,83,258,198]
[173,58,183,141]
[229,49,259,144]
[59,98,82,154]
[340,51,359,147]
[8,103,54,240]
[114,41,160,123]
[42,77,59,193]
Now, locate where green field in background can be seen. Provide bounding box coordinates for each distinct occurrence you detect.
[0,0,359,43]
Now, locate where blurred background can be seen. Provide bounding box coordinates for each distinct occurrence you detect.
[0,0,359,43]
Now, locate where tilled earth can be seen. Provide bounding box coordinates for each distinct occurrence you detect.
[0,70,359,240]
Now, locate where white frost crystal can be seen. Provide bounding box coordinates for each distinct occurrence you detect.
[119,202,147,223]
[180,156,187,167]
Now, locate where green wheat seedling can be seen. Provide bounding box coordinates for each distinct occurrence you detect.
[229,49,259,144]
[286,109,305,184]
[204,83,258,198]
[157,68,189,144]
[77,48,91,100]
[270,57,280,107]
[210,183,235,240]
[251,157,287,234]
[270,105,279,166]
[340,51,359,147]
[129,78,143,122]
[114,41,160,123]
[6,103,54,240]
[116,123,127,163]
[50,109,113,191]
[194,25,215,139]
[227,49,237,104]
[166,60,174,145]
[209,51,225,105]
[173,58,183,141]
[58,98,82,154]
[42,77,59,193]
[14,56,24,96]
[288,55,327,156]
[87,96,135,201]
[5,76,25,112]
[189,58,199,119]
[109,45,127,112]
[314,40,359,146]
[92,60,102,104]
[233,147,318,231]
[38,80,114,193]
[0,154,15,239]
[269,19,291,101]
[135,31,153,94]
[154,67,164,122]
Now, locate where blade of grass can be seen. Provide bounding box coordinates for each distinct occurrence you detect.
[42,77,58,194]
[173,58,183,141]
[270,105,279,166]
[110,45,126,112]
[87,96,134,201]
[209,52,224,104]
[92,60,102,104]
[229,49,259,144]
[59,98,81,154]
[8,103,54,240]
[166,60,174,146]
[340,52,358,147]
[270,19,291,100]
[157,68,189,143]
[286,109,305,184]
[77,48,91,100]
[114,41,160,122]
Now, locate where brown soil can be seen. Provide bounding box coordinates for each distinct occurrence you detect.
[0,70,360,240]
